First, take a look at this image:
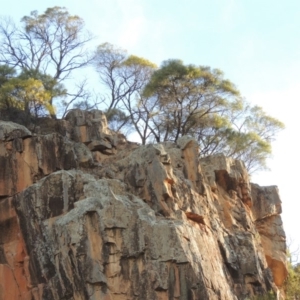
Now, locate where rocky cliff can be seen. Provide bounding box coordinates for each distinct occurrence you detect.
[0,110,287,300]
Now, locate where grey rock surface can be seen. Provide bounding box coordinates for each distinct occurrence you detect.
[0,111,286,300]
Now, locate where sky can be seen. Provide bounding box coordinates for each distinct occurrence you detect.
[1,0,300,258]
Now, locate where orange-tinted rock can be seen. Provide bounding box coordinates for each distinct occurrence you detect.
[177,136,202,193]
[251,184,287,287]
[0,113,287,299]
[0,133,78,197]
[0,197,33,300]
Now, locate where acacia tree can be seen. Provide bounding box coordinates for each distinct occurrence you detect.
[0,6,93,117]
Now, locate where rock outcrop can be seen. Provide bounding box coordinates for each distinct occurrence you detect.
[0,110,287,300]
[251,185,287,288]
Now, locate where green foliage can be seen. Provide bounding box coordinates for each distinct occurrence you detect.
[0,65,16,86]
[122,55,157,69]
[22,6,84,37]
[143,59,241,141]
[105,108,131,133]
[94,43,156,112]
[19,69,67,100]
[0,65,58,117]
[249,291,276,300]
[140,59,284,172]
[0,77,52,115]
[144,60,239,100]
[0,7,93,117]
[0,8,283,173]
[192,104,283,173]
[284,258,300,299]
[225,105,283,172]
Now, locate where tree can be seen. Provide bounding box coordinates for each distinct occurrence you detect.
[228,105,284,172]
[94,43,128,111]
[0,65,19,111]
[19,69,66,97]
[0,67,54,117]
[130,95,161,145]
[94,43,156,110]
[0,7,93,117]
[105,107,131,133]
[188,104,284,173]
[142,59,284,172]
[284,252,300,299]
[0,64,16,86]
[93,43,156,137]
[143,59,242,142]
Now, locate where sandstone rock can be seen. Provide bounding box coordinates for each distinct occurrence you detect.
[0,112,287,299]
[0,121,31,141]
[0,132,78,197]
[65,109,110,141]
[63,109,126,161]
[251,184,287,288]
[177,137,203,194]
[0,197,32,300]
[251,185,282,220]
[11,171,239,299]
[30,117,71,137]
[201,154,252,208]
[74,142,94,168]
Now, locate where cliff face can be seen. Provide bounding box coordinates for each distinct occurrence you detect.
[0,110,287,300]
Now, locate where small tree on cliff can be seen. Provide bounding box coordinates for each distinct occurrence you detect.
[0,7,93,117]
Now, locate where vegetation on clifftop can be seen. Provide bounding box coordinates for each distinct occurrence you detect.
[0,6,284,173]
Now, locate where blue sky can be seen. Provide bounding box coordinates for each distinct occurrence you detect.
[2,1,300,256]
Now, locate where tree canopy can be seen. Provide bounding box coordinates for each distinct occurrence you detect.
[143,59,242,142]
[93,43,157,135]
[94,43,156,111]
[138,59,283,172]
[0,7,284,173]
[0,6,93,117]
[0,65,64,117]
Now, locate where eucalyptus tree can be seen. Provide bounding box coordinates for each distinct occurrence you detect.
[0,6,94,117]
[94,43,157,136]
[0,65,55,117]
[143,59,242,142]
[143,59,284,172]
